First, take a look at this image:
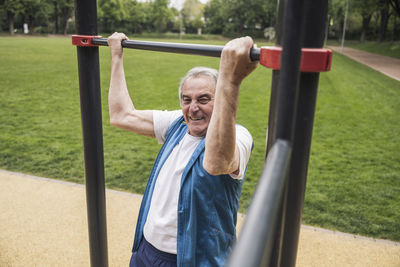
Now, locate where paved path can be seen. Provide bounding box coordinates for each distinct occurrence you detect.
[1,170,399,266]
[329,46,400,82]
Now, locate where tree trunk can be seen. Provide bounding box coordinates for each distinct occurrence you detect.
[63,16,69,35]
[360,15,371,42]
[54,1,59,34]
[388,0,400,17]
[338,21,343,42]
[8,11,14,35]
[379,0,390,42]
[29,15,35,34]
[324,15,331,45]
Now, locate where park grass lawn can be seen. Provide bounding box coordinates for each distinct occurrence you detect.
[0,36,399,242]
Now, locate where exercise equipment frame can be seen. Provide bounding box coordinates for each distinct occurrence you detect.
[73,0,330,266]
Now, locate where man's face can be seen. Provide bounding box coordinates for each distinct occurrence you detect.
[181,75,215,137]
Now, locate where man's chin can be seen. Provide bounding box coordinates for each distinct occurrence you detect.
[188,126,207,137]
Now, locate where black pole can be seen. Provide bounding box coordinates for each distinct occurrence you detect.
[74,0,108,266]
[225,140,291,267]
[266,0,306,265]
[279,1,329,266]
[265,0,285,155]
[89,38,260,61]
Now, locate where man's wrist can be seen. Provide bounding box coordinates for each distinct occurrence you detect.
[217,74,242,91]
[111,55,123,64]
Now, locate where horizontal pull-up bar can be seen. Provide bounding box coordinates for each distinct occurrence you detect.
[72,35,332,72]
[72,35,260,61]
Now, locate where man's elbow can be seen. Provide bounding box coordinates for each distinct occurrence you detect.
[109,113,126,128]
[110,117,119,127]
[203,157,235,176]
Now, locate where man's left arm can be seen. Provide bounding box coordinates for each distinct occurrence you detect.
[203,37,257,175]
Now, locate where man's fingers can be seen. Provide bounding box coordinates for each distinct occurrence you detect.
[223,36,255,63]
[108,32,128,46]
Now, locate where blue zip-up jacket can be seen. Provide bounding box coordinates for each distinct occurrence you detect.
[132,116,250,266]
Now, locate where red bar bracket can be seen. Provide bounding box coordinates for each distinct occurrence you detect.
[72,35,102,47]
[259,46,332,72]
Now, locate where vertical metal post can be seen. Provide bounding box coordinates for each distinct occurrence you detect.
[266,0,285,155]
[266,0,306,265]
[279,1,329,266]
[264,2,285,261]
[74,0,109,266]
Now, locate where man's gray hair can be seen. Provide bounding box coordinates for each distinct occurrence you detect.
[178,67,219,102]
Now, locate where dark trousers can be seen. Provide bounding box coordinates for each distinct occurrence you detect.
[130,237,177,267]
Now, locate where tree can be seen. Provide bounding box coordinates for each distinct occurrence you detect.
[53,0,58,33]
[204,0,275,37]
[124,0,150,34]
[169,7,181,33]
[262,0,277,28]
[51,0,73,34]
[352,0,379,42]
[378,0,391,41]
[181,0,204,34]
[58,0,73,35]
[222,0,271,37]
[388,0,400,16]
[150,0,174,33]
[20,0,52,34]
[98,0,125,33]
[203,0,224,34]
[388,0,400,41]
[0,0,23,35]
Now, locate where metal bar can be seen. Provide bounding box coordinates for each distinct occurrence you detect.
[91,37,261,61]
[226,140,291,267]
[265,0,285,155]
[273,0,305,142]
[279,1,329,266]
[74,0,108,266]
[267,0,306,265]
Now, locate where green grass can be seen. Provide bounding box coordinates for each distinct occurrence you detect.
[327,40,400,59]
[304,52,400,241]
[0,36,399,242]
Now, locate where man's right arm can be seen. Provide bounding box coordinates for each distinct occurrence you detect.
[108,32,155,138]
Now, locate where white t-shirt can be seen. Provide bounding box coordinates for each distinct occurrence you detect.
[143,110,253,254]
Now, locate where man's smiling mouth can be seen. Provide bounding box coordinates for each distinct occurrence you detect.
[190,116,204,121]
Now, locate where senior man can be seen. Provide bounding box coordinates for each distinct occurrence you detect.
[108,33,258,267]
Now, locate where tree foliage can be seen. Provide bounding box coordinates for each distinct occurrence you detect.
[182,0,204,33]
[150,0,174,32]
[387,0,400,16]
[351,0,380,41]
[98,0,126,33]
[203,0,224,34]
[0,0,24,34]
[203,0,276,37]
[328,0,399,42]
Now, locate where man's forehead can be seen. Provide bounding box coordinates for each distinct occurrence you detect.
[182,76,216,94]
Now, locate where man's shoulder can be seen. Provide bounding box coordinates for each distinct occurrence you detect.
[235,124,253,142]
[153,109,183,122]
[153,110,183,144]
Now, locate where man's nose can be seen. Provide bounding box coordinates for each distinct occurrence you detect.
[189,101,200,112]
